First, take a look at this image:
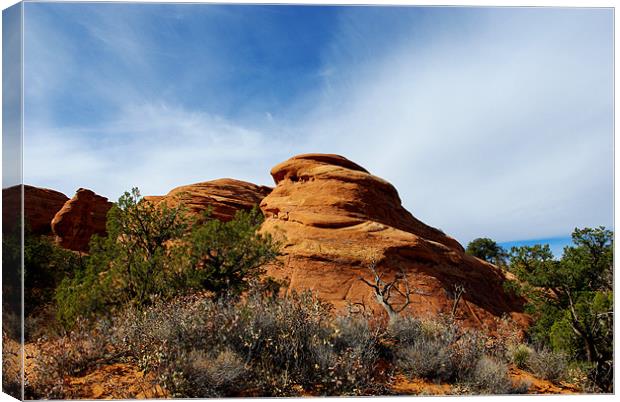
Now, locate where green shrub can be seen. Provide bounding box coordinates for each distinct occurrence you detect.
[55,189,280,328]
[510,344,532,369]
[465,238,508,266]
[181,207,280,298]
[549,318,579,356]
[2,229,22,340]
[55,188,191,327]
[54,259,116,328]
[18,229,82,322]
[508,227,613,392]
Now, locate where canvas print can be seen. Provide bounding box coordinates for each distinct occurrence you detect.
[2,1,614,399]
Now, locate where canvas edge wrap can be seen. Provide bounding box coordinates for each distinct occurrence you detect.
[3,2,25,400]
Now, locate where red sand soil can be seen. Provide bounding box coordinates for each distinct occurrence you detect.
[390,365,580,396]
[63,363,168,399]
[24,342,168,399]
[28,359,579,398]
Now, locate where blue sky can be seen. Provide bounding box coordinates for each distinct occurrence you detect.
[19,3,613,249]
[500,236,578,261]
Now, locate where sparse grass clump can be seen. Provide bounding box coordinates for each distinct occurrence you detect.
[390,317,446,380]
[526,348,569,383]
[510,344,532,369]
[388,316,529,395]
[395,342,452,381]
[389,316,484,383]
[469,356,528,394]
[174,348,248,397]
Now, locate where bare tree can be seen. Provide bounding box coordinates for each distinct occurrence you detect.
[359,261,412,323]
[449,283,466,317]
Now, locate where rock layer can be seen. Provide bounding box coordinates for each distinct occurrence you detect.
[51,188,113,252]
[144,179,271,222]
[2,185,69,235]
[260,154,527,330]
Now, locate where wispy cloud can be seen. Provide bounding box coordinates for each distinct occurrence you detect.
[25,102,296,199]
[21,5,613,245]
[298,8,613,242]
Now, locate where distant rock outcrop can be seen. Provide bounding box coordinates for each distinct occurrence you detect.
[10,156,527,331]
[2,185,69,235]
[259,154,527,330]
[51,188,113,252]
[47,179,271,252]
[144,179,272,222]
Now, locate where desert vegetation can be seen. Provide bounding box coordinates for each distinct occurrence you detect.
[54,188,279,327]
[3,186,613,398]
[27,291,539,398]
[468,228,614,392]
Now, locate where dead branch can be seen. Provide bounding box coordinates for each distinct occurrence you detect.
[359,261,413,323]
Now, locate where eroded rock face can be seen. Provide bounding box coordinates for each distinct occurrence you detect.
[2,185,69,235]
[144,179,272,222]
[51,189,113,252]
[260,154,528,330]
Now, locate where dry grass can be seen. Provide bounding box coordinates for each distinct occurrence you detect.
[23,292,570,398]
[526,348,569,383]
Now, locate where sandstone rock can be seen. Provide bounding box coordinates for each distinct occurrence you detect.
[145,179,272,222]
[51,188,113,252]
[260,154,528,330]
[2,185,69,235]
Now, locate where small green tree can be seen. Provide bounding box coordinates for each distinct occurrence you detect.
[24,230,83,315]
[507,227,613,392]
[181,207,280,298]
[56,188,280,327]
[2,225,82,326]
[106,188,191,304]
[466,237,508,267]
[56,188,191,326]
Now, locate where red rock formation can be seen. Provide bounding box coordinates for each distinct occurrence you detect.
[2,185,69,235]
[260,154,528,330]
[145,179,272,222]
[51,188,113,252]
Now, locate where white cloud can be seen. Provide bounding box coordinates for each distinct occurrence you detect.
[21,7,613,245]
[24,102,296,200]
[297,9,613,243]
